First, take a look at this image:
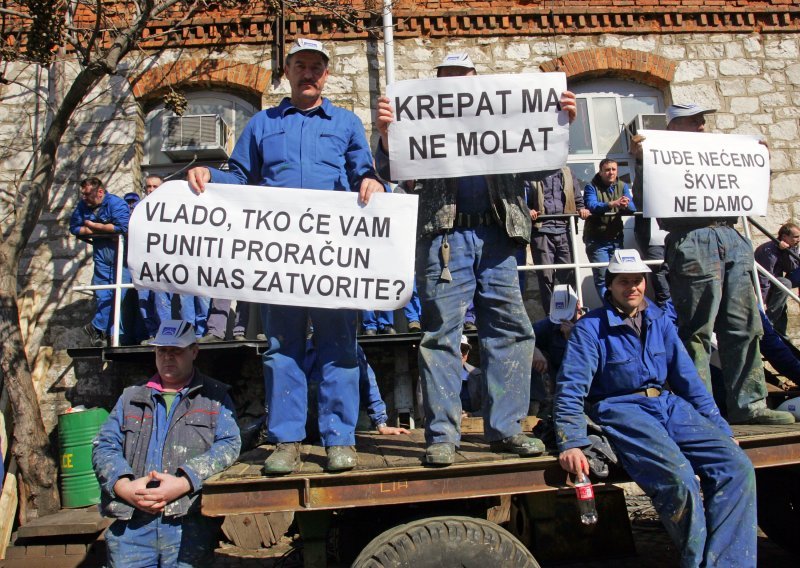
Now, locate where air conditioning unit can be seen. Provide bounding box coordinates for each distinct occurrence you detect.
[626,113,667,144]
[161,114,233,161]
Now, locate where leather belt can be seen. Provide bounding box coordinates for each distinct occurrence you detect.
[632,387,662,397]
[455,211,495,228]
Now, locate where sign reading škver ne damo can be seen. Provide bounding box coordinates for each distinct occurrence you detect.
[128,181,418,311]
[386,72,570,180]
[640,129,770,218]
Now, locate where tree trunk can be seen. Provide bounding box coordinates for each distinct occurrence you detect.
[0,259,60,521]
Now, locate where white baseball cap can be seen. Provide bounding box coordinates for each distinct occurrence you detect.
[549,284,579,324]
[151,320,197,348]
[666,103,716,126]
[460,335,471,348]
[606,249,652,275]
[287,38,329,62]
[777,397,800,420]
[435,53,475,70]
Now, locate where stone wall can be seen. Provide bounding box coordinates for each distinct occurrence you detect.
[1,27,799,432]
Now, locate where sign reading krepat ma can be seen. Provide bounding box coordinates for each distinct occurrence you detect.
[640,129,770,218]
[387,72,570,180]
[128,181,418,310]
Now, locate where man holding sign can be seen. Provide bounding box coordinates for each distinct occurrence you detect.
[187,38,386,473]
[651,103,793,425]
[376,53,577,465]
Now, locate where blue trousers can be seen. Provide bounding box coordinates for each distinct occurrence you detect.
[154,294,210,337]
[592,393,756,568]
[665,226,767,422]
[585,236,623,299]
[137,289,160,340]
[262,305,359,446]
[105,512,218,567]
[362,310,393,331]
[416,226,534,444]
[403,284,422,324]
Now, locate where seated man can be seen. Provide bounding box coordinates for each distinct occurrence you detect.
[554,250,756,568]
[93,320,241,567]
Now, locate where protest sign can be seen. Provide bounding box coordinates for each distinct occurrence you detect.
[640,129,769,218]
[128,181,418,310]
[387,72,569,180]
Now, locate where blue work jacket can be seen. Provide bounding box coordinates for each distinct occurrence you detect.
[69,193,130,266]
[554,300,731,452]
[209,97,377,192]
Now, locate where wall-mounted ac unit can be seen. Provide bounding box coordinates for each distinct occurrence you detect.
[161,114,233,161]
[626,113,667,141]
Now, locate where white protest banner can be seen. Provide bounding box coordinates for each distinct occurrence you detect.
[128,181,418,310]
[387,72,569,180]
[641,129,769,218]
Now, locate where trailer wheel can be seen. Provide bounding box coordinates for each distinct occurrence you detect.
[351,515,540,568]
[756,465,800,550]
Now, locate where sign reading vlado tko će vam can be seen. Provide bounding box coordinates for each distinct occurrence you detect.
[127,181,418,311]
[640,129,770,218]
[387,72,570,180]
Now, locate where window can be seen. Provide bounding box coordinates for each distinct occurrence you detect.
[567,79,664,187]
[143,91,258,177]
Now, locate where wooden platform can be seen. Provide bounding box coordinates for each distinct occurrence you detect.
[202,424,800,517]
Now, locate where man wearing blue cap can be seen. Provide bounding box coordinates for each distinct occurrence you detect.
[658,103,793,425]
[93,320,240,566]
[186,38,384,473]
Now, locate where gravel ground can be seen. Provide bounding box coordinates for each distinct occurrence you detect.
[213,486,792,567]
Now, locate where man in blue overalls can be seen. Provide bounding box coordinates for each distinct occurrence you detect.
[554,250,757,567]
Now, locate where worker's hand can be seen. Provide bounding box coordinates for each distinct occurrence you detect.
[532,347,549,374]
[359,177,386,205]
[559,447,590,476]
[559,319,576,338]
[132,470,192,513]
[113,475,154,511]
[630,134,645,160]
[187,166,211,193]
[731,437,740,446]
[376,96,394,152]
[560,91,577,124]
[778,240,791,250]
[529,209,539,221]
[377,424,411,435]
[578,208,590,220]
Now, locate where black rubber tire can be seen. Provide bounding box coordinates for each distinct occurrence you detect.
[756,465,800,551]
[351,515,540,568]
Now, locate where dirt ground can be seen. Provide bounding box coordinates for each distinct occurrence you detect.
[213,488,792,568]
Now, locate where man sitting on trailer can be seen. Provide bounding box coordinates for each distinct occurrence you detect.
[93,320,241,567]
[554,250,757,568]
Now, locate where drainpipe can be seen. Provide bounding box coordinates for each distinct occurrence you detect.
[382,0,395,85]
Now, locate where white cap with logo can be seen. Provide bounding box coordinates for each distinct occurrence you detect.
[287,38,330,62]
[435,52,475,70]
[606,249,652,275]
[666,103,716,126]
[151,320,197,348]
[549,284,579,324]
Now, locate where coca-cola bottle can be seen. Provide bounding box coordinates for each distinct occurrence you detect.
[574,471,598,525]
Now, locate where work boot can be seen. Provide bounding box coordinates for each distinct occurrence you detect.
[83,324,106,348]
[263,442,301,475]
[407,321,422,332]
[233,333,247,341]
[363,328,377,336]
[425,442,456,466]
[463,322,477,332]
[733,408,795,425]
[326,446,357,472]
[198,333,224,343]
[489,433,545,456]
[140,336,155,346]
[379,326,397,335]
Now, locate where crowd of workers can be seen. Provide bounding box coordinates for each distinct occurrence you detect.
[79,39,800,566]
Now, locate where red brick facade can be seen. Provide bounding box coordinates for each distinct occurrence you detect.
[540,48,676,88]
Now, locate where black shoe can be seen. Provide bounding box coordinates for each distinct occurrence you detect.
[489,433,545,456]
[425,443,456,466]
[83,324,106,347]
[263,442,301,475]
[363,328,377,336]
[379,326,397,335]
[326,445,357,471]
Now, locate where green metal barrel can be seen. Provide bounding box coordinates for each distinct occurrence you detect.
[58,408,109,508]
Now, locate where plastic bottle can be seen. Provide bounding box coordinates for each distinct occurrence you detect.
[574,472,598,525]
